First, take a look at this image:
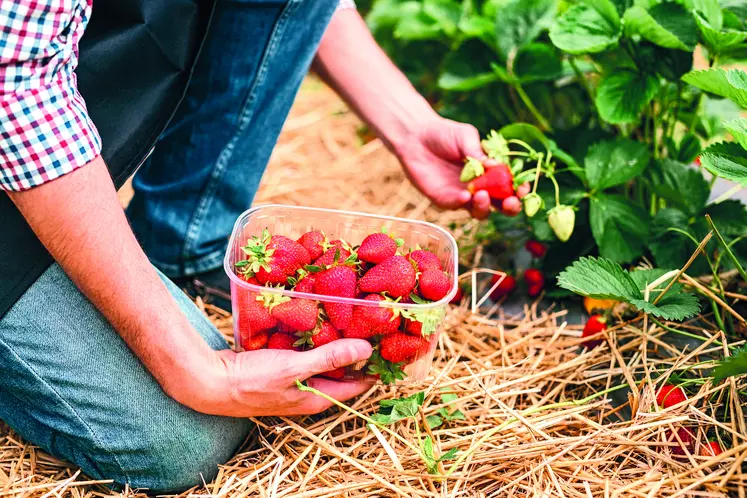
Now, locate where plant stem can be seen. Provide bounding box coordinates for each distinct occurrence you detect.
[569,58,598,119]
[650,317,728,348]
[652,101,660,159]
[513,82,552,132]
[706,214,747,282]
[548,174,561,206]
[712,184,744,204]
[507,139,538,155]
[532,158,542,193]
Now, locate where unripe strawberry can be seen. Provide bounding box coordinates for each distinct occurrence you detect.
[516,182,531,198]
[522,193,543,218]
[501,196,522,216]
[548,205,575,242]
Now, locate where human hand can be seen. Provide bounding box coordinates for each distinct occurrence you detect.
[393,116,492,219]
[188,339,373,417]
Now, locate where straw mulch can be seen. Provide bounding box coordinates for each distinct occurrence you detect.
[4,77,747,497]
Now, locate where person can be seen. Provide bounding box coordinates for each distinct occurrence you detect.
[0,0,491,492]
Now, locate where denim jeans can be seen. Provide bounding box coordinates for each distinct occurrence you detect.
[0,0,338,491]
[127,0,338,277]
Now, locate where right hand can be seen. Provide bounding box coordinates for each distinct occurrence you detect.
[184,339,374,417]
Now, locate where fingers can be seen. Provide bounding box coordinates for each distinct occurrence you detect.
[283,378,373,415]
[288,339,373,380]
[452,122,484,160]
[468,190,492,219]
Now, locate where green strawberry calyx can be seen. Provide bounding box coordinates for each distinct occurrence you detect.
[460,156,485,183]
[257,291,290,312]
[237,228,274,274]
[367,350,407,385]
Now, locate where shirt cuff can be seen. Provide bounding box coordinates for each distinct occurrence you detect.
[0,71,102,192]
[336,0,356,11]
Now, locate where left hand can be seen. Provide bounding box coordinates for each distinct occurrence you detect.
[393,116,492,219]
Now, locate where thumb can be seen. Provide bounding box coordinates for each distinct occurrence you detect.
[288,339,373,380]
[452,122,485,160]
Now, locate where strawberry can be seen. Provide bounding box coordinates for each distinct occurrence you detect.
[237,230,307,286]
[450,286,464,304]
[241,330,269,351]
[238,273,260,285]
[358,232,403,264]
[525,240,547,259]
[656,384,687,408]
[516,182,531,198]
[467,164,514,201]
[313,240,352,267]
[501,196,522,216]
[524,269,544,297]
[380,333,431,363]
[358,294,401,335]
[270,298,318,331]
[695,156,701,166]
[418,269,451,301]
[699,441,723,457]
[267,333,298,350]
[342,318,377,339]
[408,250,442,272]
[319,367,346,379]
[582,314,606,349]
[490,274,516,300]
[292,273,316,294]
[296,320,341,348]
[314,265,357,329]
[548,205,575,242]
[269,235,311,266]
[404,318,423,337]
[359,255,416,298]
[236,290,277,334]
[297,230,326,261]
[669,427,696,457]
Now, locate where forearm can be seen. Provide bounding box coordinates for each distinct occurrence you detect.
[313,10,437,154]
[8,159,221,407]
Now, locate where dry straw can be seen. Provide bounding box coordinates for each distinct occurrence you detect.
[4,78,746,497]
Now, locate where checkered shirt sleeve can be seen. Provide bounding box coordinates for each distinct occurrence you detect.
[0,0,101,192]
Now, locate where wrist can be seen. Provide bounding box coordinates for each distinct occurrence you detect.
[383,103,440,158]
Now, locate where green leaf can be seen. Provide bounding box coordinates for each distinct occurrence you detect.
[494,0,557,59]
[438,42,500,91]
[700,142,747,185]
[426,415,444,429]
[556,256,641,300]
[681,68,747,108]
[702,200,747,236]
[649,208,697,268]
[674,132,703,163]
[514,44,564,83]
[648,159,710,215]
[549,0,622,54]
[481,130,511,162]
[694,12,747,53]
[629,293,701,320]
[623,3,698,51]
[423,0,461,36]
[441,392,458,404]
[595,70,660,124]
[723,117,747,149]
[420,436,438,474]
[439,447,460,461]
[584,139,651,190]
[376,391,426,424]
[692,0,723,28]
[712,346,747,383]
[589,194,650,262]
[395,11,443,40]
[628,268,685,301]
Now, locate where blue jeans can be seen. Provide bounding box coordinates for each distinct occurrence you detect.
[0,0,338,491]
[127,0,338,277]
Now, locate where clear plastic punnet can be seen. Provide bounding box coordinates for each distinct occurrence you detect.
[224,204,459,385]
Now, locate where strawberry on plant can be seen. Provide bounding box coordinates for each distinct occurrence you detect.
[582,314,606,348]
[524,269,544,297]
[297,230,326,261]
[408,249,442,272]
[358,231,404,264]
[522,193,543,218]
[418,269,451,301]
[467,164,515,201]
[314,265,358,329]
[669,427,696,457]
[490,274,516,300]
[501,196,522,216]
[656,384,687,408]
[241,330,269,351]
[380,332,431,364]
[267,333,298,350]
[359,255,417,298]
[699,441,723,457]
[270,298,319,331]
[547,205,575,242]
[525,240,547,259]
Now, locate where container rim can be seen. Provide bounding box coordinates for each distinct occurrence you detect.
[223,204,459,309]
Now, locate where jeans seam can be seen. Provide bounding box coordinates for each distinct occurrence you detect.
[179,0,302,272]
[0,334,131,485]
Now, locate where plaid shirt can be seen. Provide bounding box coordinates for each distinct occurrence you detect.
[0,0,355,192]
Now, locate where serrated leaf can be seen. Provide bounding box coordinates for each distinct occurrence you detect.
[556,256,641,300]
[595,70,660,124]
[649,208,696,268]
[423,0,461,36]
[682,68,747,108]
[648,159,709,215]
[376,391,425,423]
[426,414,443,429]
[694,11,747,53]
[723,118,747,149]
[692,0,723,28]
[674,132,703,163]
[702,200,747,236]
[481,130,511,162]
[438,41,500,91]
[712,346,747,383]
[589,194,650,262]
[629,268,684,301]
[494,0,557,59]
[585,138,651,190]
[514,43,563,83]
[700,142,747,185]
[629,293,701,320]
[623,3,698,51]
[549,0,622,54]
[439,447,460,461]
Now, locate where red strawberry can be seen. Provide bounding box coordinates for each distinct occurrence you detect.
[380,333,431,363]
[314,266,357,329]
[524,269,544,297]
[408,250,442,272]
[237,290,277,333]
[269,235,311,266]
[308,320,341,348]
[238,273,260,285]
[319,367,345,379]
[241,330,269,351]
[358,233,399,264]
[356,294,401,335]
[669,427,696,457]
[501,196,522,216]
[267,333,298,350]
[582,315,607,348]
[313,240,352,267]
[293,274,316,294]
[359,255,416,298]
[695,156,701,166]
[699,441,723,457]
[525,240,547,259]
[490,274,516,300]
[270,298,318,331]
[467,164,514,201]
[404,318,423,337]
[297,231,326,260]
[342,318,377,339]
[418,269,451,301]
[656,384,687,408]
[450,286,464,304]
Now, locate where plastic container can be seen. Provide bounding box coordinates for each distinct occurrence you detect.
[224,204,458,384]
